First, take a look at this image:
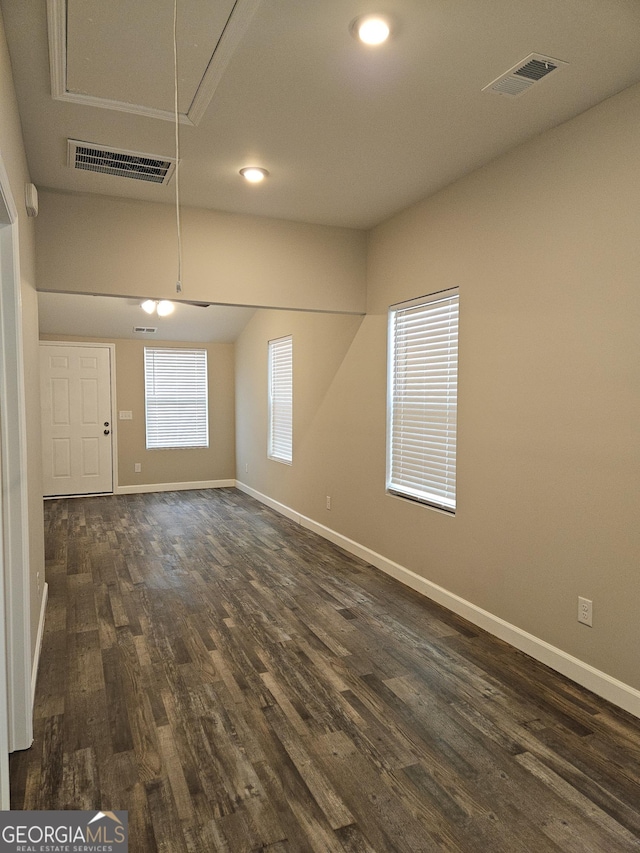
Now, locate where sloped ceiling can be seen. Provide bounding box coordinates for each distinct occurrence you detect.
[38,292,256,344]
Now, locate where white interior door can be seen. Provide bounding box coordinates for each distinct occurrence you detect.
[40,344,113,497]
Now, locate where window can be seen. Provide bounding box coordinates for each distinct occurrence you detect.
[387,288,459,513]
[268,336,293,463]
[144,347,209,449]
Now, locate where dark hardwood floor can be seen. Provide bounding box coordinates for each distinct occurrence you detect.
[10,489,640,851]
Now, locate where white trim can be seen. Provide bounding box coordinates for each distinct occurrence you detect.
[116,479,235,496]
[52,91,195,127]
[188,0,264,125]
[46,0,263,127]
[236,482,300,523]
[235,481,640,720]
[0,156,34,753]
[31,583,48,706]
[0,212,10,804]
[0,157,18,223]
[46,0,193,125]
[0,509,8,808]
[45,0,66,108]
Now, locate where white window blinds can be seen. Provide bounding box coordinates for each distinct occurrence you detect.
[387,289,459,513]
[144,347,209,449]
[268,336,293,463]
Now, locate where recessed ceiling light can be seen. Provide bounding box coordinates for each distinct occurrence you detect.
[240,167,269,183]
[350,14,391,46]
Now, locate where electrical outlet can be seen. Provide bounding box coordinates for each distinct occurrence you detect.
[134,463,142,473]
[245,463,249,473]
[578,596,593,627]
[37,571,40,593]
[326,495,331,510]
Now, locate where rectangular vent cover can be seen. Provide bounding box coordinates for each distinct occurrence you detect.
[68,140,176,184]
[133,326,158,334]
[483,53,567,97]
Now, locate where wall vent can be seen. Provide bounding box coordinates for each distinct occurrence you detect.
[68,140,176,184]
[133,326,158,334]
[483,53,567,97]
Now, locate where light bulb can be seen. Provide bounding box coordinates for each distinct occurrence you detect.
[354,15,391,45]
[156,300,175,317]
[240,167,269,183]
[141,300,156,314]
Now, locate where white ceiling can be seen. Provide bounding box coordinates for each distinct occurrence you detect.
[64,0,238,115]
[38,292,256,343]
[3,0,640,229]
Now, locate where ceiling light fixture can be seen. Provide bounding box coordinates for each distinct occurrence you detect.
[240,166,269,183]
[141,300,175,316]
[350,14,391,45]
[157,300,175,316]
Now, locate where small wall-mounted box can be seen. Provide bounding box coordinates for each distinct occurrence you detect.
[119,411,133,420]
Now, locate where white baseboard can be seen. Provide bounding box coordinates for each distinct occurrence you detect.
[237,482,301,523]
[116,479,235,495]
[31,582,48,708]
[236,481,640,720]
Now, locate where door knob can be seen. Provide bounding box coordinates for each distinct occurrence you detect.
[104,421,110,427]
[104,429,110,435]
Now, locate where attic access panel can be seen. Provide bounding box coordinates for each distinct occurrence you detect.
[49,0,262,124]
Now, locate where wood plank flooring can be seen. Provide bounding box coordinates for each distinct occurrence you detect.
[10,488,640,851]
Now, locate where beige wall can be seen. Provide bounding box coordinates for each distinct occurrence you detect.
[236,81,640,692]
[235,310,365,514]
[35,190,367,314]
[0,7,45,665]
[40,336,236,488]
[14,13,639,701]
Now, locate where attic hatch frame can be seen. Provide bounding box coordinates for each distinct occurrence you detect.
[46,0,264,126]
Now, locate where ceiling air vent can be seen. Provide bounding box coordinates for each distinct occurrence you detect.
[483,53,567,98]
[133,326,158,334]
[68,140,176,184]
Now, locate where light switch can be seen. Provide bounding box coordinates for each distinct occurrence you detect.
[119,411,133,420]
